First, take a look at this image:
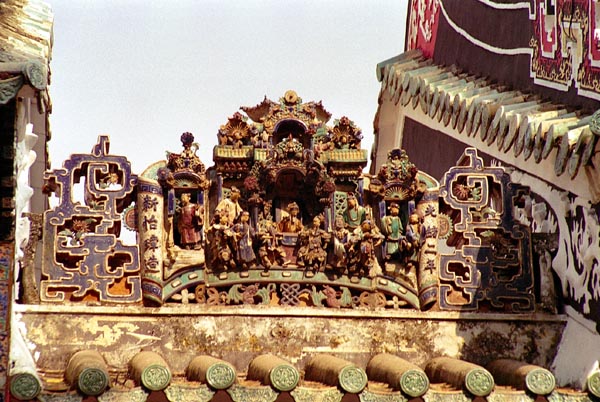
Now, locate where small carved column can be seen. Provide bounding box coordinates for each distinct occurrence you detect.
[417,186,439,309]
[486,359,555,395]
[247,354,300,392]
[304,354,367,394]
[186,355,237,390]
[130,351,172,391]
[425,357,495,397]
[366,353,429,397]
[21,212,42,304]
[65,350,110,396]
[137,178,165,306]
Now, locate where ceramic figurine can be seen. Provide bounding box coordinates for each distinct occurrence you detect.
[257,217,287,269]
[208,212,236,271]
[381,202,405,260]
[232,211,257,269]
[297,215,330,275]
[343,193,366,231]
[215,187,243,225]
[278,201,304,233]
[177,193,203,250]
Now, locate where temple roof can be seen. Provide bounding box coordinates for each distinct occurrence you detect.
[0,0,53,105]
[376,50,600,201]
[0,0,53,63]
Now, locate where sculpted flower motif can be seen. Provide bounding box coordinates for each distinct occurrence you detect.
[244,175,259,192]
[453,183,471,200]
[322,179,336,193]
[72,218,92,233]
[180,131,194,147]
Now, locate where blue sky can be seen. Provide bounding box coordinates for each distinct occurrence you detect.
[48,1,406,173]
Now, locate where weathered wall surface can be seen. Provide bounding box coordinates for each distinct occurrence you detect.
[552,307,600,389]
[15,305,565,388]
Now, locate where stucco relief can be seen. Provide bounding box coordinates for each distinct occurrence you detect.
[510,168,600,326]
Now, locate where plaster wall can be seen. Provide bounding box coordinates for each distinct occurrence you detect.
[553,306,600,389]
[14,304,565,389]
[372,92,405,173]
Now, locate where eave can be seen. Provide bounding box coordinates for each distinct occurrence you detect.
[376,50,600,203]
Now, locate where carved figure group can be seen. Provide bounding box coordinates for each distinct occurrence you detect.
[166,137,424,278]
[173,182,423,279]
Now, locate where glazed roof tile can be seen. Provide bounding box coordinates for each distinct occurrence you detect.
[28,350,598,400]
[377,50,600,184]
[0,0,53,64]
[0,0,52,108]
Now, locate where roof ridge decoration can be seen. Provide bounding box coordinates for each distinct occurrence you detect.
[439,148,535,311]
[240,90,333,130]
[41,135,142,303]
[39,92,445,311]
[377,49,599,182]
[36,91,561,314]
[0,0,53,63]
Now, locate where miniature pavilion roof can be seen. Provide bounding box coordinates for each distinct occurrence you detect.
[376,50,600,200]
[240,90,333,124]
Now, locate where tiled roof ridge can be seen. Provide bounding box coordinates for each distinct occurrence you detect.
[16,349,599,399]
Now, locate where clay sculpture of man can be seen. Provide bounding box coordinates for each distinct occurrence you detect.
[278,201,304,233]
[343,193,366,231]
[232,211,257,270]
[215,186,243,225]
[331,215,349,270]
[349,219,384,277]
[257,217,287,269]
[297,215,330,274]
[208,212,236,271]
[381,202,405,260]
[177,192,203,250]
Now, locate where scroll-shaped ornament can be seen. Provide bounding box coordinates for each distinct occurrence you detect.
[41,135,141,303]
[439,148,534,312]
